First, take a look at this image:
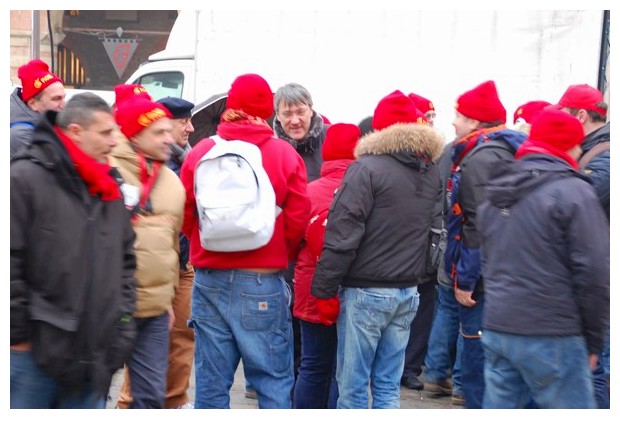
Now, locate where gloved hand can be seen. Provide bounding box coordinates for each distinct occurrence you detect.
[316,297,340,326]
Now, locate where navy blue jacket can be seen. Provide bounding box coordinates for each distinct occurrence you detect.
[443,129,526,293]
[478,155,610,354]
[580,122,610,220]
[166,144,191,270]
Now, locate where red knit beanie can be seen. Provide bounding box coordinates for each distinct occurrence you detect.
[114,83,153,106]
[372,90,428,130]
[408,92,435,114]
[115,97,172,139]
[455,80,506,123]
[226,73,274,119]
[528,109,584,151]
[513,100,551,124]
[322,123,360,161]
[17,59,63,102]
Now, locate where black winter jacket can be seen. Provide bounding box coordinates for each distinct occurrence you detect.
[478,155,610,354]
[311,123,443,298]
[10,110,138,394]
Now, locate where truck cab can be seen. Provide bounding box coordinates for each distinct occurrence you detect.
[125,56,194,102]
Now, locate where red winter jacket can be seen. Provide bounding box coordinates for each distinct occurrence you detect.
[293,158,353,323]
[180,120,310,270]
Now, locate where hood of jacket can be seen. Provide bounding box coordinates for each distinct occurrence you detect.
[10,87,41,125]
[215,120,276,147]
[354,122,444,169]
[484,155,587,209]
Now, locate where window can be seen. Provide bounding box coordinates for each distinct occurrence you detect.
[133,72,184,100]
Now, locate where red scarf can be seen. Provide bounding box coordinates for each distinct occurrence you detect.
[515,140,579,169]
[54,126,122,201]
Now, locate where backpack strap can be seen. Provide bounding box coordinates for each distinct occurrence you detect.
[578,141,610,170]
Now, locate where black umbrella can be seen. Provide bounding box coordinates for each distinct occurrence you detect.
[189,92,228,146]
[189,92,276,147]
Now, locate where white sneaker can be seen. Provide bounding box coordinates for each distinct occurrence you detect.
[174,402,194,409]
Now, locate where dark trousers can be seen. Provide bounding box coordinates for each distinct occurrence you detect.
[293,320,338,408]
[402,279,437,378]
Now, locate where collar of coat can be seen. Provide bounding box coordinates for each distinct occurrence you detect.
[354,123,444,160]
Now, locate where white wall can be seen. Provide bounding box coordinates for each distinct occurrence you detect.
[174,9,603,142]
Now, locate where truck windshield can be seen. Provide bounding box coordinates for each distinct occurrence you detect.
[132,71,184,101]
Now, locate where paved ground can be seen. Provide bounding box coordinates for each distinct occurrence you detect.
[106,362,459,409]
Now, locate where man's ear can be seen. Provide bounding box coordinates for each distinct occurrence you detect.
[27,98,39,112]
[576,109,589,124]
[468,118,481,131]
[65,123,83,141]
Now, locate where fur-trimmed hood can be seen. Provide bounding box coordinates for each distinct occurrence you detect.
[354,123,444,161]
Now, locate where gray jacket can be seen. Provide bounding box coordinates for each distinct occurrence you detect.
[10,87,41,160]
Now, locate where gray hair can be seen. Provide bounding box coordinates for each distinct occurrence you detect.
[274,83,313,113]
[57,92,112,130]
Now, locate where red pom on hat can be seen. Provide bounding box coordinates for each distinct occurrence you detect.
[114,83,152,107]
[226,73,274,119]
[372,90,428,131]
[115,98,172,139]
[553,84,607,116]
[408,92,435,114]
[513,100,551,124]
[17,59,63,102]
[322,123,360,161]
[528,109,584,152]
[455,80,506,123]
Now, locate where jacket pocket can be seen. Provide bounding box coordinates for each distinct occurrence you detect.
[29,318,90,393]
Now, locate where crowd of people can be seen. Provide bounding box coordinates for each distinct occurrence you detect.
[10,58,610,409]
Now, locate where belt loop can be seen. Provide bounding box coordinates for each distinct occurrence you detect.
[256,274,262,285]
[229,270,235,284]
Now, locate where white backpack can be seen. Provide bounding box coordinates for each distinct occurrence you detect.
[194,135,280,252]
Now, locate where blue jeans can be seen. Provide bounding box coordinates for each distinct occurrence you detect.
[459,292,484,408]
[423,282,462,395]
[482,330,596,408]
[191,269,294,409]
[293,320,338,408]
[128,312,170,409]
[592,329,610,408]
[336,286,419,409]
[10,350,106,409]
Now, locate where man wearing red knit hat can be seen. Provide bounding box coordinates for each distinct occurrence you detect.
[408,92,437,126]
[11,93,137,408]
[180,73,310,408]
[478,109,609,408]
[110,86,186,409]
[442,80,527,408]
[10,59,66,159]
[311,90,443,408]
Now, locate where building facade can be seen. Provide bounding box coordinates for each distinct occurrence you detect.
[10,10,177,90]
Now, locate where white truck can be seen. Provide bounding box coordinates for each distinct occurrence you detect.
[125,9,609,141]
